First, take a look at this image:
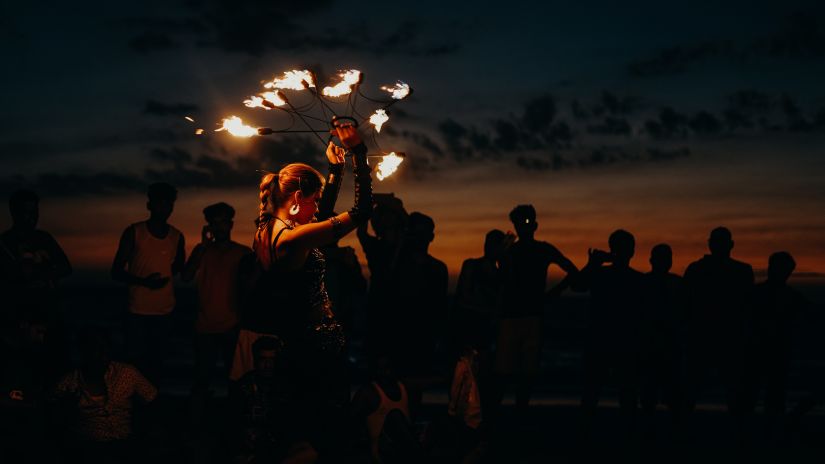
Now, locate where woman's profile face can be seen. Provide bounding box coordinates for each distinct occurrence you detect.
[294,189,321,224]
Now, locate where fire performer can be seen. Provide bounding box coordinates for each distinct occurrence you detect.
[231,122,372,457]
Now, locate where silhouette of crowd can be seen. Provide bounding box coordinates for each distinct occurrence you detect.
[0,156,820,462]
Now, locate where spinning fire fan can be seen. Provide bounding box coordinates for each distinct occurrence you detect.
[214,69,412,180]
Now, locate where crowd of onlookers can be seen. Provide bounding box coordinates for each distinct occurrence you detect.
[0,185,818,462]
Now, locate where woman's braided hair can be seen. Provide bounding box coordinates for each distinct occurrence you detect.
[255,163,325,268]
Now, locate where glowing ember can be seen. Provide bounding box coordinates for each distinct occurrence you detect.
[381,81,410,100]
[369,109,389,133]
[263,70,315,90]
[244,91,286,110]
[195,128,204,135]
[184,116,195,122]
[215,116,258,138]
[322,69,361,97]
[376,152,404,181]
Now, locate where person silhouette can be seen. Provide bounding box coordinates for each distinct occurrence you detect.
[1,189,72,314]
[231,336,315,463]
[181,202,251,404]
[454,229,507,354]
[1,189,72,380]
[640,244,686,429]
[111,182,186,384]
[390,212,448,416]
[53,327,157,461]
[357,193,408,364]
[494,205,577,416]
[453,230,509,417]
[742,252,808,428]
[573,229,645,441]
[683,227,754,418]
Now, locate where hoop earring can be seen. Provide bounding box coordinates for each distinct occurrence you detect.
[289,203,300,215]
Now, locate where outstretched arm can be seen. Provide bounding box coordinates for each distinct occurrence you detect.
[547,246,579,297]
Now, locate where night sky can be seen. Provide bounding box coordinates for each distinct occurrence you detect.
[3,0,825,285]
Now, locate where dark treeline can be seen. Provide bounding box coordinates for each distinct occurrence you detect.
[0,177,821,463]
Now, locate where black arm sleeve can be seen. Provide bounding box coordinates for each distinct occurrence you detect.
[317,162,345,221]
[348,143,373,224]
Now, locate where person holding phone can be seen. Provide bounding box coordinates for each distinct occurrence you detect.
[572,229,645,441]
[182,202,251,406]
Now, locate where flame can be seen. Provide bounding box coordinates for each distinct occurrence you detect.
[381,81,410,100]
[244,91,286,110]
[263,70,315,90]
[195,128,204,135]
[184,116,195,122]
[322,69,361,97]
[376,152,404,181]
[369,109,389,133]
[215,116,258,137]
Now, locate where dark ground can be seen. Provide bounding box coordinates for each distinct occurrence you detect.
[44,281,825,462]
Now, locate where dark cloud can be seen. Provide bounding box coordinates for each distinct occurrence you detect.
[394,129,444,158]
[570,99,590,120]
[437,119,471,158]
[628,41,734,77]
[0,172,146,197]
[687,111,723,135]
[0,128,181,160]
[780,94,814,132]
[727,90,775,114]
[627,10,825,77]
[644,107,689,139]
[516,156,551,171]
[647,147,691,162]
[143,100,200,117]
[123,1,460,57]
[586,117,632,136]
[149,147,193,164]
[592,91,643,116]
[579,146,638,167]
[0,135,323,197]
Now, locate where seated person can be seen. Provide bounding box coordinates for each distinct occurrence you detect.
[351,354,424,463]
[52,327,156,461]
[232,336,315,463]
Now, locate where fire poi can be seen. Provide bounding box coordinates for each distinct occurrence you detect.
[215,69,412,180]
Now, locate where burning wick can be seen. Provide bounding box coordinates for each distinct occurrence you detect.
[369,109,389,133]
[264,70,315,90]
[215,116,258,138]
[376,152,405,181]
[244,91,287,110]
[184,116,195,122]
[322,70,362,97]
[381,81,411,100]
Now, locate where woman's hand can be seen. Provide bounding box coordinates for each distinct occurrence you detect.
[331,124,362,149]
[326,141,346,165]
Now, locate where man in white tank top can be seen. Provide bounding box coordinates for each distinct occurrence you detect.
[111,182,185,383]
